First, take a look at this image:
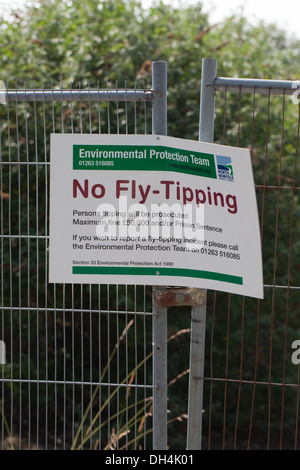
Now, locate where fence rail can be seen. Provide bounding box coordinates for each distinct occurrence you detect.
[1,89,153,103]
[210,77,300,95]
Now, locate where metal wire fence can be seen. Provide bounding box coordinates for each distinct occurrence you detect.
[201,66,300,450]
[0,79,157,450]
[2,58,300,451]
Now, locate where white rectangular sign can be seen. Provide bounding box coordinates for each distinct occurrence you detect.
[49,134,264,299]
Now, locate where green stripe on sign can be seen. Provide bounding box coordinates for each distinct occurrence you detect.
[72,266,243,285]
[73,145,217,179]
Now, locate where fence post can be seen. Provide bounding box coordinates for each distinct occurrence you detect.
[186,58,217,450]
[151,61,168,450]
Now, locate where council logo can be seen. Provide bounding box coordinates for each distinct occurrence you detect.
[216,155,234,182]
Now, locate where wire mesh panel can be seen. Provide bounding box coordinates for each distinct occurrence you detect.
[202,85,300,450]
[5,63,300,451]
[0,82,155,450]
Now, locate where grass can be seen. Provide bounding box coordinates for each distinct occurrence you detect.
[71,321,190,450]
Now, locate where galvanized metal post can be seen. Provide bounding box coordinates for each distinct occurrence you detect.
[151,61,168,450]
[187,58,217,450]
[199,59,217,143]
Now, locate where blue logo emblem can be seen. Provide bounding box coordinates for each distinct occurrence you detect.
[216,155,234,182]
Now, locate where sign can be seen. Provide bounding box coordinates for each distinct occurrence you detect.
[49,134,264,299]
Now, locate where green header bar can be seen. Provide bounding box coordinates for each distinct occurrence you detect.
[72,266,243,285]
[73,145,217,179]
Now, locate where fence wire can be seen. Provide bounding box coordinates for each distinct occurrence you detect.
[0,82,155,450]
[202,86,300,450]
